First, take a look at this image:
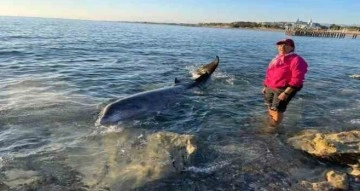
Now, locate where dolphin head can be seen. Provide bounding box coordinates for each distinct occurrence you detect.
[97,99,145,126]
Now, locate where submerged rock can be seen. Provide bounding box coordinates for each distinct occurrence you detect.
[299,181,334,191]
[326,170,348,190]
[111,131,196,190]
[3,169,40,188]
[67,130,197,190]
[0,182,9,190]
[287,130,360,165]
[1,153,86,191]
[349,164,360,176]
[298,170,349,191]
[135,134,315,191]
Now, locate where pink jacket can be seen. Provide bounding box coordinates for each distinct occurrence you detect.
[264,53,308,89]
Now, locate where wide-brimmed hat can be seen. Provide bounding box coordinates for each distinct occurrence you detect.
[276,38,295,48]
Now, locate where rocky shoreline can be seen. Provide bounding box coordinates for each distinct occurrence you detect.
[1,127,359,190]
[288,130,360,190]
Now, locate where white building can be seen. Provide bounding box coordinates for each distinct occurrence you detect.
[288,18,320,30]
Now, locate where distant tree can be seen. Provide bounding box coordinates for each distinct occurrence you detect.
[347,26,360,31]
[272,24,284,29]
[329,24,342,30]
[230,22,262,28]
[320,26,329,30]
[230,22,240,28]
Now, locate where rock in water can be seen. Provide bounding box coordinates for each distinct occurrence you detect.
[75,131,197,190]
[287,130,360,165]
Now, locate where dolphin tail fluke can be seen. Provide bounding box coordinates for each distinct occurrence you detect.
[187,56,219,89]
[194,56,219,77]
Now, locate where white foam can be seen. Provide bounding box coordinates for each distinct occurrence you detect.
[349,74,360,79]
[350,119,360,124]
[93,125,124,135]
[330,106,360,114]
[0,155,13,169]
[0,156,4,169]
[184,160,231,174]
[186,65,202,79]
[213,71,236,85]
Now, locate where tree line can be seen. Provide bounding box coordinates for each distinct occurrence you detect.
[329,24,360,31]
[198,21,279,28]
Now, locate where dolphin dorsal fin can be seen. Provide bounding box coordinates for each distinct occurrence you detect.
[174,78,180,84]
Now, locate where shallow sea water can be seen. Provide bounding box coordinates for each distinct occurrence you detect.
[0,16,360,190]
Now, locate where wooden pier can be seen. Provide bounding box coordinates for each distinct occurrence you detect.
[285,29,358,39]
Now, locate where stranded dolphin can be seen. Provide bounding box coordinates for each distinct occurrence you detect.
[96,56,219,126]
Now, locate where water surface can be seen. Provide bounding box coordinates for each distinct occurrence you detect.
[1,16,360,190]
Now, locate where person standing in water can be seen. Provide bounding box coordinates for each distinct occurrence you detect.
[262,38,308,126]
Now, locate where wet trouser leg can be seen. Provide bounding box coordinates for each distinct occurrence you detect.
[264,87,296,126]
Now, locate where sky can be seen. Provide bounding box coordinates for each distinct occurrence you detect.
[0,0,359,25]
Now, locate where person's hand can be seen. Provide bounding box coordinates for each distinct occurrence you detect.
[278,92,288,101]
[262,87,266,94]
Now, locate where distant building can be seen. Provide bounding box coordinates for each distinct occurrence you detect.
[286,18,322,30]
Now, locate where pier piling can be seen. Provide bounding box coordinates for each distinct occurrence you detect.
[286,29,358,39]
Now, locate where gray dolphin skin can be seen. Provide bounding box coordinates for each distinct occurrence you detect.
[97,56,219,126]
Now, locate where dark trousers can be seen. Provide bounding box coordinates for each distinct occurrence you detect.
[264,87,297,113]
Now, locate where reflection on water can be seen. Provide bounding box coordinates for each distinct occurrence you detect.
[1,17,360,190]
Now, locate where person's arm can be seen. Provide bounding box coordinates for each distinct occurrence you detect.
[278,86,296,101]
[288,56,308,90]
[278,56,308,100]
[283,87,294,95]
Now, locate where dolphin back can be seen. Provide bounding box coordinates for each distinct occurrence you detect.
[97,56,220,125]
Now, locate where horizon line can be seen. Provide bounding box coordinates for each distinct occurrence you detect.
[0,15,358,27]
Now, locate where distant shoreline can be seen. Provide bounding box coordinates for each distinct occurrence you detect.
[2,16,358,35]
[130,21,360,35]
[208,26,286,33]
[128,21,286,33]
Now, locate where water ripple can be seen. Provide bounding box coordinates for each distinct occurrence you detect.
[1,17,360,190]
